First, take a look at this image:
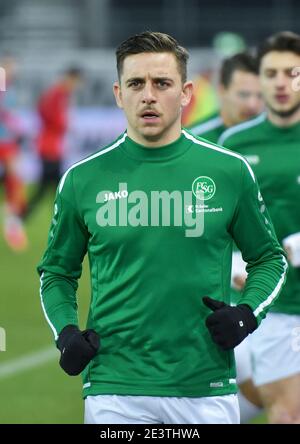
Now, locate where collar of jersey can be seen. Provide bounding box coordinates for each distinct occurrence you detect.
[265,117,300,134]
[120,131,192,162]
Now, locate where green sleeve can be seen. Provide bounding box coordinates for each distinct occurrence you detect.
[37,169,89,340]
[229,160,288,325]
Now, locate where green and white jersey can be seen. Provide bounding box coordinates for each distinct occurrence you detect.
[219,113,300,315]
[38,129,287,399]
[188,112,226,143]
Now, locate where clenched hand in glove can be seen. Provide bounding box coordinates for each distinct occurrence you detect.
[57,325,100,375]
[203,296,257,350]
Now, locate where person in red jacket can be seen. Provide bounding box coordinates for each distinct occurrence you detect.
[24,67,83,219]
[0,55,28,251]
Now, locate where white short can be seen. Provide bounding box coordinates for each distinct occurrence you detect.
[249,312,300,386]
[84,394,240,424]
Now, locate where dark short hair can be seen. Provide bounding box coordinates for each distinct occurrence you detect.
[64,66,83,78]
[220,52,259,88]
[116,31,189,83]
[257,31,300,66]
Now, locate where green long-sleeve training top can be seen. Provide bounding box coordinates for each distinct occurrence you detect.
[38,128,287,399]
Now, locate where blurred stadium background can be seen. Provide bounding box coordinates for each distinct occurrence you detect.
[0,0,299,423]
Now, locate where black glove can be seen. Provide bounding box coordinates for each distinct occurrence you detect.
[57,325,100,376]
[203,296,257,350]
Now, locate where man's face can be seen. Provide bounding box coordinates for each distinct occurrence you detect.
[113,52,193,146]
[260,51,300,117]
[68,75,83,92]
[220,70,264,126]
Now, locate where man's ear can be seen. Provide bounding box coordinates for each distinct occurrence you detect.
[113,81,123,109]
[181,81,194,107]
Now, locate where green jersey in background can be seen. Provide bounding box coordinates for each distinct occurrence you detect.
[219,113,300,314]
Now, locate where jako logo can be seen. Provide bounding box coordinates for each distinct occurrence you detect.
[192,176,216,201]
[104,190,129,201]
[0,327,6,351]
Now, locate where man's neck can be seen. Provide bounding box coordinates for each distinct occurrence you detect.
[267,108,300,128]
[220,110,232,128]
[127,126,182,148]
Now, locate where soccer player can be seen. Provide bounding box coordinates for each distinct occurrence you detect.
[219,31,300,424]
[188,52,264,143]
[23,67,83,220]
[38,31,287,424]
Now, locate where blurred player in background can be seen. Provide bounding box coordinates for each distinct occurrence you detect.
[23,67,83,220]
[0,55,28,251]
[219,31,300,424]
[189,52,264,142]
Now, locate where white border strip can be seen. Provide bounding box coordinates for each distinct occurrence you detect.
[253,256,288,317]
[190,116,223,135]
[40,272,58,340]
[218,113,266,146]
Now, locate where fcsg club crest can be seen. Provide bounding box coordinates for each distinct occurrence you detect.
[192,176,216,201]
